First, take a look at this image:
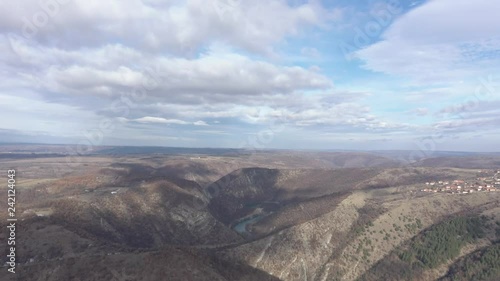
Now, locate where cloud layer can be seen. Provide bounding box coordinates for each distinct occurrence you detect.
[0,0,499,151]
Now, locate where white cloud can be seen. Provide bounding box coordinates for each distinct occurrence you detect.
[0,0,327,55]
[2,0,497,149]
[134,117,189,125]
[1,37,333,102]
[355,0,500,82]
[193,120,209,126]
[133,117,209,127]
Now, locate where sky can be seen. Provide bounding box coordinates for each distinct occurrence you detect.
[0,0,499,152]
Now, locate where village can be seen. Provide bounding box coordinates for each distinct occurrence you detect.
[421,170,500,194]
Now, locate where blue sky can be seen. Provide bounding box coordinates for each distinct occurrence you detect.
[0,0,499,152]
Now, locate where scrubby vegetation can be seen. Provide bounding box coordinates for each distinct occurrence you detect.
[359,215,490,281]
[400,215,488,268]
[440,243,500,281]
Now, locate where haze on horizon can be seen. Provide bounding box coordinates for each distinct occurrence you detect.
[1,0,499,152]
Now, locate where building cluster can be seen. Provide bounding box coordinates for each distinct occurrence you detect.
[421,170,500,194]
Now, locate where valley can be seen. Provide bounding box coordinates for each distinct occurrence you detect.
[1,146,500,281]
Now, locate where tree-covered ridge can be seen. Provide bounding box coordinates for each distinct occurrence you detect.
[399,216,488,268]
[440,243,500,281]
[358,215,490,281]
